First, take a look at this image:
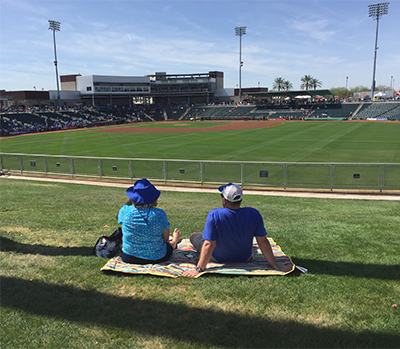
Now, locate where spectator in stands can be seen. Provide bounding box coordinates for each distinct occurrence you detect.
[183,183,291,277]
[118,179,181,264]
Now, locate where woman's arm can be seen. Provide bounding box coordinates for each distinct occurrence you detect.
[162,228,170,243]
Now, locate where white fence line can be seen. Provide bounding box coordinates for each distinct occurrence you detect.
[1,153,399,192]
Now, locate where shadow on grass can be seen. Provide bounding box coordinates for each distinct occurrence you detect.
[2,276,399,348]
[292,257,399,281]
[0,236,93,256]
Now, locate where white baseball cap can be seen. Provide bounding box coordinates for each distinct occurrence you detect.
[218,183,243,202]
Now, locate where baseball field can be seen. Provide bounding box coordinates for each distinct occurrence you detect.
[1,120,399,163]
[1,120,400,348]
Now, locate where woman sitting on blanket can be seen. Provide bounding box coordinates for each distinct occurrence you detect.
[118,178,181,264]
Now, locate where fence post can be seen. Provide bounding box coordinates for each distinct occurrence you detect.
[43,156,48,176]
[163,161,167,184]
[283,163,287,189]
[200,162,204,185]
[70,158,74,178]
[380,164,384,192]
[0,154,3,173]
[129,160,133,182]
[240,163,244,187]
[330,164,334,191]
[98,159,102,180]
[18,155,23,174]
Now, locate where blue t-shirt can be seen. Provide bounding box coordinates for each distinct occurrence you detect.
[118,205,170,260]
[202,207,267,262]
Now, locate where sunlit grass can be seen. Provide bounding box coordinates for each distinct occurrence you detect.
[1,121,399,163]
[1,178,399,348]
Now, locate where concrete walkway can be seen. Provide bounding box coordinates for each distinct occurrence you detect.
[2,174,400,201]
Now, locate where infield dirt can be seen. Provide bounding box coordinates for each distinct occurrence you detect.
[93,120,283,133]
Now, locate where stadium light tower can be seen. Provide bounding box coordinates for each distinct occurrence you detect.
[235,26,246,103]
[48,20,61,108]
[368,2,389,100]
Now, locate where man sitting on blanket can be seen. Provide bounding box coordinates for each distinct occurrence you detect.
[183,183,291,277]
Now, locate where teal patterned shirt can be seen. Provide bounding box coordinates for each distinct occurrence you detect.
[118,205,170,260]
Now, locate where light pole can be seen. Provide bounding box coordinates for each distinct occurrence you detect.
[48,20,61,109]
[368,2,389,101]
[235,26,246,103]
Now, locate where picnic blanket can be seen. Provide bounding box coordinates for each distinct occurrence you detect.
[100,238,295,278]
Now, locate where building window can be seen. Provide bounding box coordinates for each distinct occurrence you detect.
[86,86,92,91]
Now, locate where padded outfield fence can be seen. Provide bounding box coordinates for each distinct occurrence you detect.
[1,153,400,192]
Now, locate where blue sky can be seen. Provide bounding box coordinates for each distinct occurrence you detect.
[0,0,399,92]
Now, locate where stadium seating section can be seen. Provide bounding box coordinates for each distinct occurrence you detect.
[355,102,400,120]
[2,101,400,136]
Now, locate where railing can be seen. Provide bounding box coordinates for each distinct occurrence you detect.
[1,153,399,192]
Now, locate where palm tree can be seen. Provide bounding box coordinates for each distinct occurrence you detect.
[300,75,313,90]
[273,77,286,91]
[283,80,293,91]
[310,78,322,90]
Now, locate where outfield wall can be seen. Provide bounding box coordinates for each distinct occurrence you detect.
[1,153,399,192]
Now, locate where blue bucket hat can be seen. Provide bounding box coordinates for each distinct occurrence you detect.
[126,179,160,205]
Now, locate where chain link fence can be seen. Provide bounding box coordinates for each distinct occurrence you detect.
[1,153,399,191]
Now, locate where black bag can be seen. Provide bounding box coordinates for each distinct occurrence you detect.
[94,227,122,258]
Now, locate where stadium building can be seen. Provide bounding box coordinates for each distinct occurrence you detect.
[70,71,228,106]
[2,71,269,108]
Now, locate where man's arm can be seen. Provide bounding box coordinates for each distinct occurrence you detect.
[256,236,290,271]
[197,240,216,271]
[183,240,216,277]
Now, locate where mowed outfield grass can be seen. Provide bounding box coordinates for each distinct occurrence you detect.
[1,121,399,163]
[1,179,400,348]
[1,122,399,348]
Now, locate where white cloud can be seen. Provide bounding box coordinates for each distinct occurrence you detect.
[289,18,337,43]
[1,0,399,91]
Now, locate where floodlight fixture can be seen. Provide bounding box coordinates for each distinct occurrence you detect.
[235,26,247,103]
[235,26,247,37]
[48,20,61,32]
[368,2,389,19]
[368,2,389,100]
[48,20,61,108]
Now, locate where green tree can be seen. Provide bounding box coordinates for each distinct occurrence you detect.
[375,85,390,92]
[330,87,349,98]
[273,77,286,91]
[283,80,293,91]
[349,86,370,94]
[300,75,313,90]
[310,77,322,90]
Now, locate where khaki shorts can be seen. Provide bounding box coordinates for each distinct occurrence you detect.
[191,233,219,262]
